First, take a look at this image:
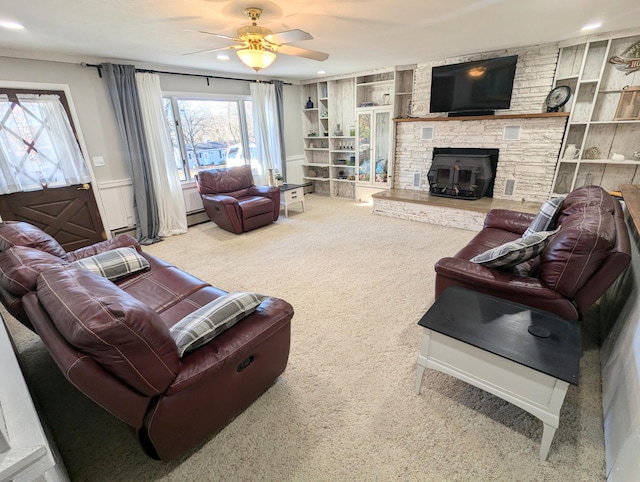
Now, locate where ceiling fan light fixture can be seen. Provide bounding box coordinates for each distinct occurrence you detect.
[237,47,276,72]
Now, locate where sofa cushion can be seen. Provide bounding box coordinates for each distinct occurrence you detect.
[170,292,266,357]
[0,221,67,258]
[36,266,180,396]
[238,196,274,218]
[470,229,558,269]
[523,197,564,237]
[0,246,66,296]
[540,207,616,297]
[71,247,149,281]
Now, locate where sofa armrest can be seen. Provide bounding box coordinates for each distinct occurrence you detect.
[65,234,141,262]
[434,257,579,319]
[483,209,535,235]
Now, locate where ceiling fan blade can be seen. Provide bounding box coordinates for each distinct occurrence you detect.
[182,45,240,56]
[184,29,240,42]
[277,45,329,62]
[265,29,313,45]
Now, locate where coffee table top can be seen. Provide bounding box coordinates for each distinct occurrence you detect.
[280,183,307,191]
[418,287,580,384]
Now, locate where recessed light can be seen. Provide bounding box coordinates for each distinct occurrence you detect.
[581,23,602,31]
[0,21,25,30]
[217,54,230,60]
[317,70,326,75]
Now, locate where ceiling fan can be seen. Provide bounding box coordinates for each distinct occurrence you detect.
[186,7,329,72]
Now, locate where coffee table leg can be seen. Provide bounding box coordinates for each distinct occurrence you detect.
[539,424,557,461]
[415,329,431,395]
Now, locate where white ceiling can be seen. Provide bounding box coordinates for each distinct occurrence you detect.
[1,0,639,82]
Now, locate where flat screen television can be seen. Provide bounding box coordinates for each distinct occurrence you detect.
[430,55,518,116]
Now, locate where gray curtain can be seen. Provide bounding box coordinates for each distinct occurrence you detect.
[273,80,287,180]
[102,63,160,245]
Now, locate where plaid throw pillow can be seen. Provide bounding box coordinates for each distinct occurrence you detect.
[170,292,266,357]
[470,228,559,269]
[523,197,565,237]
[71,247,149,281]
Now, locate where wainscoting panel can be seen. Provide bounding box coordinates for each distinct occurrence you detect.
[97,179,134,233]
[97,179,205,236]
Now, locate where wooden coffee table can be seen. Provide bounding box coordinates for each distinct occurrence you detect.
[415,287,580,461]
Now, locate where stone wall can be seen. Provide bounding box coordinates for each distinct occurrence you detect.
[394,43,567,203]
[395,116,568,203]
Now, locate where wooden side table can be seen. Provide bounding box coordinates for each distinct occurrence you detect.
[415,287,580,461]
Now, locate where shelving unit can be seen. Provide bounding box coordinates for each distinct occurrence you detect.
[356,106,393,189]
[395,66,415,119]
[301,67,415,200]
[551,33,640,195]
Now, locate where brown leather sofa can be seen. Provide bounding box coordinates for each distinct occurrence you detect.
[195,165,281,234]
[434,185,631,320]
[0,221,293,461]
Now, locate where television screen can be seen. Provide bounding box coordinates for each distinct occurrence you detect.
[430,55,518,114]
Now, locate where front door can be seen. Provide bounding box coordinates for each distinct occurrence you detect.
[0,183,105,251]
[0,87,106,251]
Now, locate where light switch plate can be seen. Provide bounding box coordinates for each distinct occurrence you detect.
[92,156,105,166]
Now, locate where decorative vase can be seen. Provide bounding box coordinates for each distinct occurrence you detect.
[305,97,314,109]
[556,172,569,194]
[563,144,580,159]
[349,125,356,136]
[334,124,343,136]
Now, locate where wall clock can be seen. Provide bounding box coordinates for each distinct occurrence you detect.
[546,85,571,112]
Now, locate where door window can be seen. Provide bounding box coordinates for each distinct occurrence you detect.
[0,89,90,193]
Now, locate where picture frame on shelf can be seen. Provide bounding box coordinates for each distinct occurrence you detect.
[614,85,640,120]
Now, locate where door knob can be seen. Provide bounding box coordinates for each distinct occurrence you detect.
[77,183,91,191]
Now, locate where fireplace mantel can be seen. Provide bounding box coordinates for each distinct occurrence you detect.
[394,112,569,123]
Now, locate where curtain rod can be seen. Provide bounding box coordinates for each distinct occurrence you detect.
[81,63,291,85]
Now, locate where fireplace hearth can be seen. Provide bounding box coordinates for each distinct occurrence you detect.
[427,148,499,200]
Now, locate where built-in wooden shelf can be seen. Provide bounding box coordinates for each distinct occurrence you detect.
[394,112,570,122]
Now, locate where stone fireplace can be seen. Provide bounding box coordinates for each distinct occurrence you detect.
[393,115,568,203]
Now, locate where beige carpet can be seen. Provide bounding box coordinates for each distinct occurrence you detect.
[5,195,605,481]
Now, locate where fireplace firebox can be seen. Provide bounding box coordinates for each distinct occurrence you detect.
[427,148,498,200]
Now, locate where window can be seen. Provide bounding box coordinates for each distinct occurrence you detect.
[163,96,256,182]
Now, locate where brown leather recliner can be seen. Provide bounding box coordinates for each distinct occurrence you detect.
[434,185,631,320]
[195,165,280,234]
[0,221,294,461]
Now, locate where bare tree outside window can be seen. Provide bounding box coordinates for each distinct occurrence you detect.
[164,97,253,181]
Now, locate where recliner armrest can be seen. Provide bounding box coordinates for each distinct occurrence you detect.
[65,234,141,262]
[483,209,535,235]
[434,257,579,319]
[249,185,279,197]
[201,193,239,205]
[248,186,280,220]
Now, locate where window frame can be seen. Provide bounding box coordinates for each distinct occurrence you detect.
[162,92,253,183]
